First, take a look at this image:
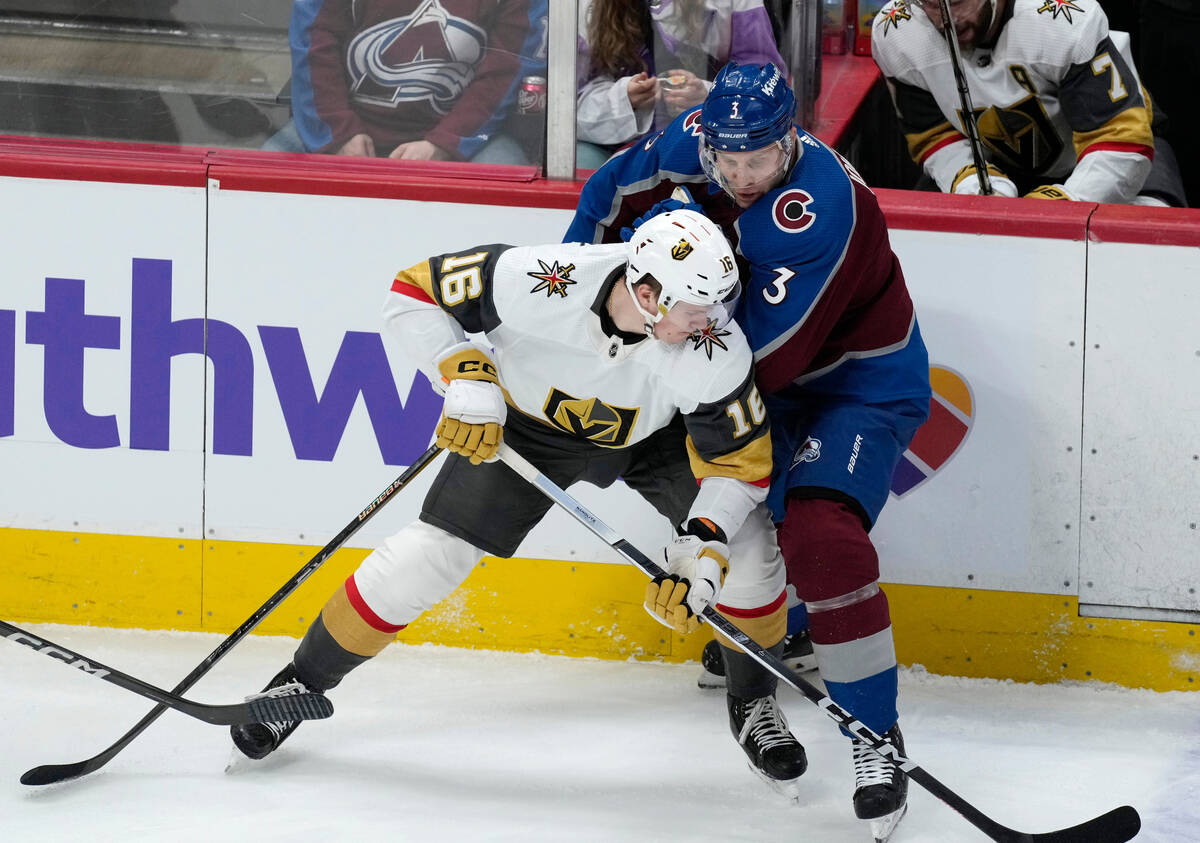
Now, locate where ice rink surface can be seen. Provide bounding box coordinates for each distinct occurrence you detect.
[2,623,1198,842]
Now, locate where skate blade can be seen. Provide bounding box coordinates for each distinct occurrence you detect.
[224,746,255,775]
[696,669,725,690]
[867,802,907,843]
[745,761,804,802]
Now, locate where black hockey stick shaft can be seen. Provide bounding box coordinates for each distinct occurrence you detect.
[496,443,1140,843]
[1,620,334,726]
[20,444,444,786]
[937,0,993,195]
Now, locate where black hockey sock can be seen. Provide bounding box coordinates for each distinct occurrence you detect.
[722,640,784,700]
[293,615,372,692]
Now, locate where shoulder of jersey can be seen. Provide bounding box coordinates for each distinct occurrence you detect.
[872,0,924,39]
[635,109,708,171]
[668,319,755,402]
[871,1,948,76]
[492,242,624,319]
[1008,0,1104,48]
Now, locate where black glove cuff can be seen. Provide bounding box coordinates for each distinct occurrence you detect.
[682,517,727,544]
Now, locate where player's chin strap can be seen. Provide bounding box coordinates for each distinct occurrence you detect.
[496,440,1141,843]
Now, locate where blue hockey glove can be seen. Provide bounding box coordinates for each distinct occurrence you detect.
[619,188,703,242]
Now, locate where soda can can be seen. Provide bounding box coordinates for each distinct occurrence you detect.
[517,76,547,115]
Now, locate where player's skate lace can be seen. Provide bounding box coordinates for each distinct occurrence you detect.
[853,738,894,789]
[258,682,305,741]
[852,724,908,821]
[736,696,796,755]
[727,694,807,795]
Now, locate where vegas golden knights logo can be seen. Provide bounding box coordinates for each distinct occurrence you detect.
[543,388,639,446]
[671,238,694,260]
[1036,0,1084,21]
[971,94,1064,175]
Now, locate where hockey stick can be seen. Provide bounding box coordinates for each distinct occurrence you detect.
[934,0,993,195]
[1,620,334,727]
[496,442,1141,843]
[20,443,445,786]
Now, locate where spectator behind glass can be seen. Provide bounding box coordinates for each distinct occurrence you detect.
[575,0,787,170]
[264,0,547,164]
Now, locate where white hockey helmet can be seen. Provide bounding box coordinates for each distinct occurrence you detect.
[624,208,741,335]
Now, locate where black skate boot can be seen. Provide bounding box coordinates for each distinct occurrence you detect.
[230,664,313,760]
[697,638,728,689]
[780,628,817,673]
[727,694,808,799]
[698,630,817,689]
[852,724,909,842]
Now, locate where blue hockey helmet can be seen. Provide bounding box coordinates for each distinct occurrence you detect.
[700,63,796,153]
[699,63,799,203]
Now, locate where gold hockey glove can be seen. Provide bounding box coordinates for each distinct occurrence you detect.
[434,345,506,465]
[1024,184,1074,201]
[644,528,730,635]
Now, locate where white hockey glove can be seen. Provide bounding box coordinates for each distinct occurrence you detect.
[951,163,1018,198]
[434,344,506,465]
[644,524,729,635]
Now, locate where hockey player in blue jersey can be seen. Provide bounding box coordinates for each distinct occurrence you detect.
[566,62,931,840]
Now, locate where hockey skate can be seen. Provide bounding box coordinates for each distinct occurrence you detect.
[697,630,817,689]
[852,724,909,842]
[727,694,807,800]
[230,664,314,761]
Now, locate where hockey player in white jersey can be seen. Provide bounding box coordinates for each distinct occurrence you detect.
[229,209,809,796]
[871,0,1186,205]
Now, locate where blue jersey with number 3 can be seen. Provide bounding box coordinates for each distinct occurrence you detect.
[566,109,929,407]
[566,109,931,523]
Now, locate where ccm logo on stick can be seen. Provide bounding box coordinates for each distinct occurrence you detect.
[4,631,110,677]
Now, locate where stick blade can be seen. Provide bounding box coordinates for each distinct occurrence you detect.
[1030,805,1140,843]
[20,761,92,786]
[246,691,334,724]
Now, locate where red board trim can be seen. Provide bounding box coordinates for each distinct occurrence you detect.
[2,132,1197,244]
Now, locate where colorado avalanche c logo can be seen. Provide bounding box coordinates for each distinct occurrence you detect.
[346,0,487,115]
[772,189,816,233]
